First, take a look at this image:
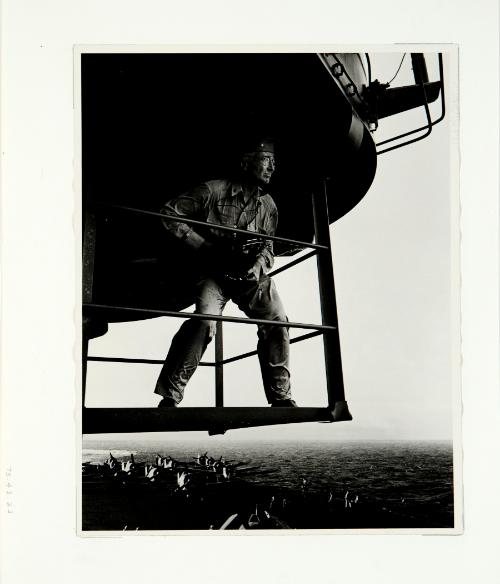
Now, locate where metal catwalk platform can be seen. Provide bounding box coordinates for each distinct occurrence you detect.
[82,403,352,435]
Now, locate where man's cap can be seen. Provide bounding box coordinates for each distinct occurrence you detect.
[241,138,275,155]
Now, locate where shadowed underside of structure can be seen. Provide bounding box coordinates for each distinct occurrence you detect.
[82,52,377,326]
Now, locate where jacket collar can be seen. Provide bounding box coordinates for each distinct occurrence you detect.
[230,181,264,200]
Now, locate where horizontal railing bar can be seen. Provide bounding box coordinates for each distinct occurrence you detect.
[86,356,214,366]
[221,330,324,365]
[83,303,337,332]
[94,203,328,251]
[268,250,317,278]
[86,331,323,368]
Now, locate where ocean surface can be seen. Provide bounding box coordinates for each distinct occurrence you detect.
[82,439,455,530]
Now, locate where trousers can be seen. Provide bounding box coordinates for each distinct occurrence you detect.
[154,275,291,404]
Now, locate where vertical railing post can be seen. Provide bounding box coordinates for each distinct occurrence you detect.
[82,209,97,406]
[215,320,224,406]
[312,181,352,421]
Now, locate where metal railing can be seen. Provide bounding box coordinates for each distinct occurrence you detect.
[83,182,348,418]
[376,53,445,155]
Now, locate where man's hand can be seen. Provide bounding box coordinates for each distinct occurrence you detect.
[245,260,263,282]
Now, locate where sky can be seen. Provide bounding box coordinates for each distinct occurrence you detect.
[85,52,457,442]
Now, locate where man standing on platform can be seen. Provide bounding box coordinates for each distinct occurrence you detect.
[155,139,297,408]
